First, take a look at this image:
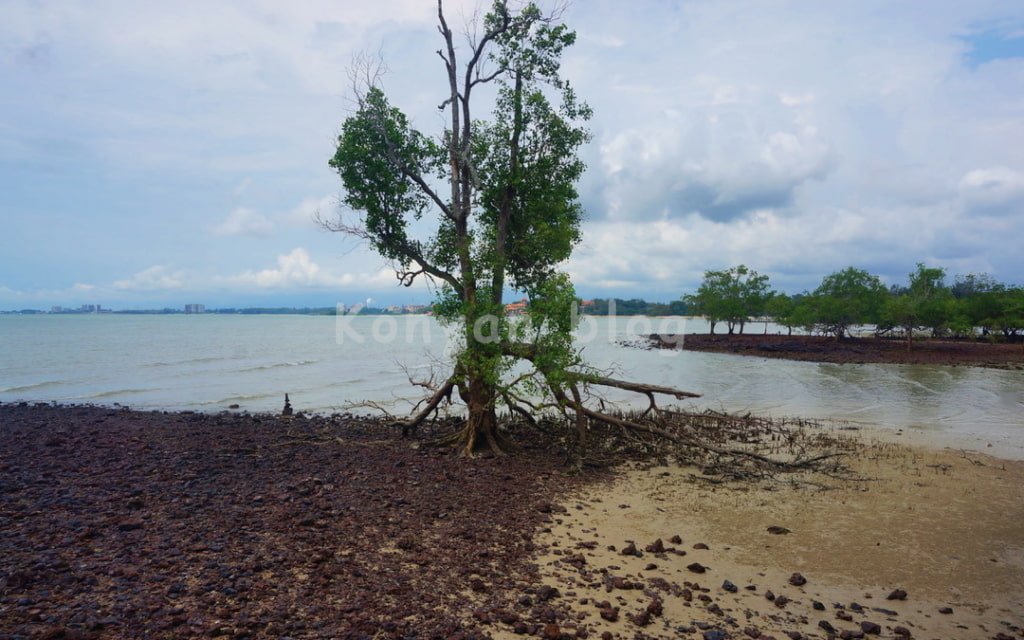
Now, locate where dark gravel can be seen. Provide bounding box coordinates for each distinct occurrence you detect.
[0,402,591,640]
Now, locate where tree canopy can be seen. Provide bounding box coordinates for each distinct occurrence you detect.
[684,265,770,334]
[810,267,887,340]
[326,1,699,457]
[680,263,1023,347]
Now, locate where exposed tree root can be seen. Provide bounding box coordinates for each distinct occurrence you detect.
[374,340,856,476]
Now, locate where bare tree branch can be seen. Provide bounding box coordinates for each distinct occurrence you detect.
[316,213,462,291]
[581,375,702,401]
[395,376,457,437]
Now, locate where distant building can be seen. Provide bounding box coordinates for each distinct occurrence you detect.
[80,304,100,313]
[184,304,205,314]
[504,298,529,314]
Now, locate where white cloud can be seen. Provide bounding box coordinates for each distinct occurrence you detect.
[283,195,337,228]
[227,248,331,288]
[113,266,187,291]
[0,284,22,299]
[210,207,275,237]
[780,92,815,106]
[221,248,429,294]
[595,103,834,222]
[959,166,1024,215]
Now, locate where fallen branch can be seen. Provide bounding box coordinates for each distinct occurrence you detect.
[581,375,701,401]
[395,377,456,437]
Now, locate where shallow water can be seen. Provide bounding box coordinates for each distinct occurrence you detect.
[2,314,1021,456]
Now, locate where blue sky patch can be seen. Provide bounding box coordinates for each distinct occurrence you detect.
[961,27,1024,68]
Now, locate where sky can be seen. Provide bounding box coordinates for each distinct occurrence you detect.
[2,0,1023,311]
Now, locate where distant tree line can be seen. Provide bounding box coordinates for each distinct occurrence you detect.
[683,264,1024,347]
[582,298,689,316]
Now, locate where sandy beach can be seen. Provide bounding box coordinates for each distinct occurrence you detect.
[2,403,1022,640]
[527,429,1024,640]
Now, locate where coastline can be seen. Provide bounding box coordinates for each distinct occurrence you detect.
[648,333,1024,371]
[2,403,1022,640]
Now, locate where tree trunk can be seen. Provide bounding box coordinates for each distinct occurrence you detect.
[459,374,508,456]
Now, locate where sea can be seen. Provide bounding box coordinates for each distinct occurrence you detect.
[2,313,1022,458]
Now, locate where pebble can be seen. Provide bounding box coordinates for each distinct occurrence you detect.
[646,599,664,616]
[860,621,882,635]
[645,538,665,553]
[599,606,618,622]
[886,588,908,601]
[536,585,560,602]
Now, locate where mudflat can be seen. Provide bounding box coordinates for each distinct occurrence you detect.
[649,334,1024,370]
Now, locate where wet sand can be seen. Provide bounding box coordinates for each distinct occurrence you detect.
[528,429,1024,640]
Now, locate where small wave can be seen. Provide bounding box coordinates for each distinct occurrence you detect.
[197,393,273,406]
[73,388,153,400]
[0,380,65,393]
[237,360,317,373]
[145,356,233,368]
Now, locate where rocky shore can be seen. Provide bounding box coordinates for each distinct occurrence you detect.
[2,402,1022,640]
[0,403,589,640]
[646,334,1024,370]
